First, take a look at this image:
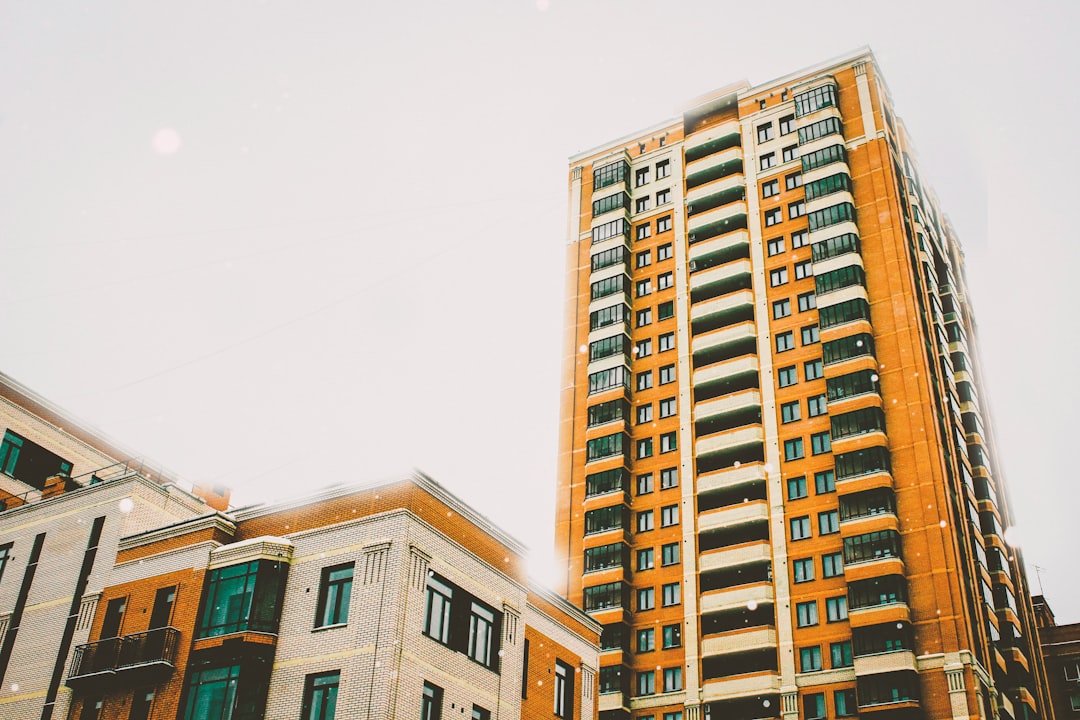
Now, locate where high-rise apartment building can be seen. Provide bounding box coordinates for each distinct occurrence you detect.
[556,48,1050,720]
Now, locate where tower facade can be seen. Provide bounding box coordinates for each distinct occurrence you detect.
[555,48,1050,720]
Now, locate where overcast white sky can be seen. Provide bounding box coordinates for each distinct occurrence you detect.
[2,1,1078,621]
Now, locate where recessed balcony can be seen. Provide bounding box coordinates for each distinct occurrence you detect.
[685,148,743,193]
[598,693,630,714]
[700,581,774,615]
[688,201,749,236]
[848,602,911,629]
[685,125,741,165]
[695,388,761,428]
[699,501,769,533]
[690,290,755,335]
[696,426,764,462]
[686,173,744,208]
[845,556,904,583]
[702,627,777,658]
[696,462,768,496]
[853,650,917,677]
[689,230,750,272]
[699,541,772,574]
[689,260,753,305]
[701,671,780,702]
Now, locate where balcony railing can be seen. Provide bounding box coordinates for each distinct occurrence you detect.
[68,627,180,688]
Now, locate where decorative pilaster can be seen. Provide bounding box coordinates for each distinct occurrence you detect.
[945,663,972,720]
[408,545,430,590]
[363,542,390,586]
[781,690,799,720]
[580,664,596,720]
[502,604,520,646]
[852,60,879,138]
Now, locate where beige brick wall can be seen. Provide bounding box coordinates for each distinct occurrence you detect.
[0,396,119,484]
[7,476,598,720]
[260,510,597,720]
[0,476,206,720]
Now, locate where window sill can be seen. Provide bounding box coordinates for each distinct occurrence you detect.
[313,623,348,633]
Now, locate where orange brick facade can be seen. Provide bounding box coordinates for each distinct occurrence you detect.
[557,49,1051,720]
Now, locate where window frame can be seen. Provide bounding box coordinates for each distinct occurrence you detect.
[315,563,354,628]
[826,595,848,622]
[554,661,574,719]
[796,600,818,628]
[661,542,680,566]
[793,558,814,583]
[800,646,823,673]
[302,671,340,720]
[822,552,844,578]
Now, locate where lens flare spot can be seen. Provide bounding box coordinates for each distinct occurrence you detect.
[152,127,182,155]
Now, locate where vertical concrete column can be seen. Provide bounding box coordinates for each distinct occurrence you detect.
[741,117,798,720]
[568,167,583,243]
[853,62,878,139]
[672,144,703,714]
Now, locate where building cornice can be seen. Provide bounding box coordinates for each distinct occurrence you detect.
[0,473,206,525]
[231,469,530,557]
[0,372,189,487]
[568,118,681,165]
[738,46,875,99]
[566,46,878,167]
[118,511,236,551]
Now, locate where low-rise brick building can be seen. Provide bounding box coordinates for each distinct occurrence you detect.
[0,373,600,720]
[66,473,600,720]
[0,373,229,720]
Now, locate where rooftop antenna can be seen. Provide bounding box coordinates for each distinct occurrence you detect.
[1034,564,1046,595]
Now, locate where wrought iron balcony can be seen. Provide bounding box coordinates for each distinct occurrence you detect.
[67,627,180,689]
